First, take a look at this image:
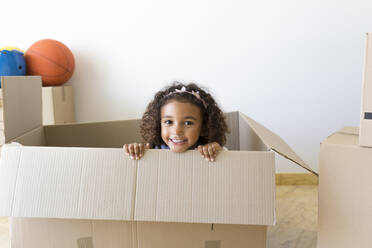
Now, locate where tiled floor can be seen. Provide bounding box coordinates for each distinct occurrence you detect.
[268,185,318,248]
[0,185,317,248]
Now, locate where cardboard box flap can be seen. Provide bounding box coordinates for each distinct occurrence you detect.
[322,126,359,146]
[0,144,137,220]
[0,145,276,225]
[135,150,276,225]
[1,76,43,142]
[339,126,359,135]
[239,112,317,175]
[44,119,142,148]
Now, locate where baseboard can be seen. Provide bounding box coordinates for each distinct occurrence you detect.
[276,173,318,185]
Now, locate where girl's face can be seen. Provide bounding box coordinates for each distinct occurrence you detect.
[160,100,203,152]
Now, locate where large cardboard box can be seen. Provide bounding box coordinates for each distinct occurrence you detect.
[0,76,316,248]
[319,127,372,248]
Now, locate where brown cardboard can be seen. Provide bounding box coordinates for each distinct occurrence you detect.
[319,126,372,248]
[1,76,42,142]
[42,86,75,125]
[11,218,267,248]
[360,32,372,147]
[0,76,315,248]
[134,150,275,225]
[43,119,142,148]
[240,113,317,175]
[0,146,275,225]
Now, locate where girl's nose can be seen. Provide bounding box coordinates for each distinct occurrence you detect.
[174,125,184,135]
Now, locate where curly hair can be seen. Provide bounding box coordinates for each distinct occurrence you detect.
[140,82,228,147]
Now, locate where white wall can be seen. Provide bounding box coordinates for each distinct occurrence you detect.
[2,0,371,172]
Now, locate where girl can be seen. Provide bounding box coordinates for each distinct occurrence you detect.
[123,83,228,162]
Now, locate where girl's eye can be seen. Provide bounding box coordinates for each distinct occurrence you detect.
[164,120,172,125]
[185,121,194,126]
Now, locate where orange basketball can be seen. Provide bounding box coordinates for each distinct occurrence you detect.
[25,39,75,86]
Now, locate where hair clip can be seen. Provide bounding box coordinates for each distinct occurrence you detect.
[166,86,207,108]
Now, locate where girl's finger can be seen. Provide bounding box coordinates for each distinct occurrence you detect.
[213,143,220,159]
[212,145,216,156]
[139,143,144,157]
[213,142,221,151]
[123,144,129,155]
[134,143,140,159]
[203,146,210,161]
[145,143,151,149]
[128,145,135,159]
[208,145,215,161]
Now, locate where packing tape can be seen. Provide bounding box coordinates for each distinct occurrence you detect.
[77,237,94,248]
[205,240,221,248]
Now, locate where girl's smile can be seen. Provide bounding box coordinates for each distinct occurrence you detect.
[160,100,203,153]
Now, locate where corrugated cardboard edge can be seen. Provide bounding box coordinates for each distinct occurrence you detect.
[239,112,318,176]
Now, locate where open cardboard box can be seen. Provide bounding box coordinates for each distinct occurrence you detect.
[0,76,316,248]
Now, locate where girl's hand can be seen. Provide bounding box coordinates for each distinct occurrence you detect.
[197,142,222,162]
[123,143,150,160]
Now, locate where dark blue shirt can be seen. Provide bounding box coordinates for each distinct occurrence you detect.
[153,144,170,149]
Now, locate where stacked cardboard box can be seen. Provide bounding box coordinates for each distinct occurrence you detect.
[42,85,75,125]
[318,33,372,248]
[0,76,316,248]
[318,127,372,248]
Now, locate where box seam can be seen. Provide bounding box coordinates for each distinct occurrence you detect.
[156,152,160,220]
[77,152,85,217]
[10,147,23,216]
[131,160,139,220]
